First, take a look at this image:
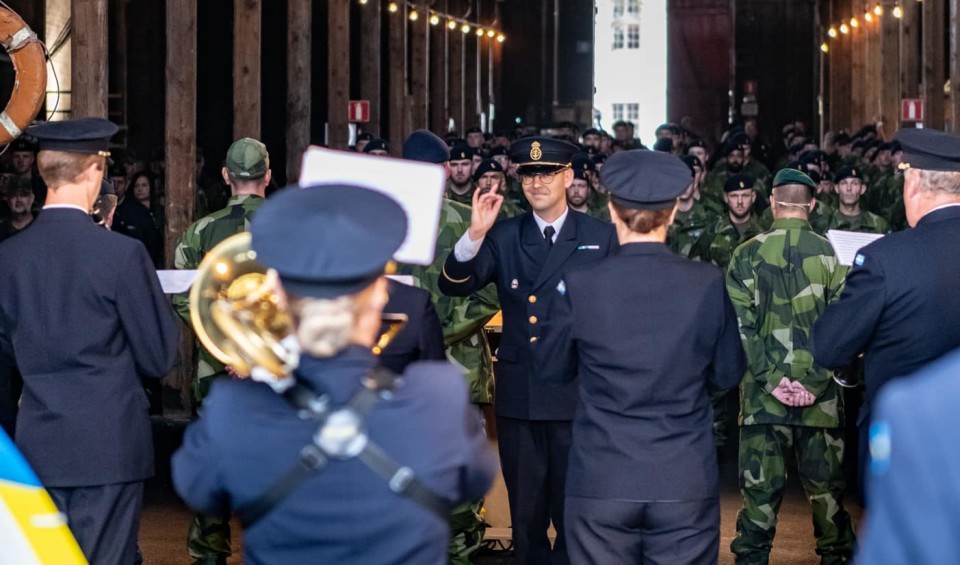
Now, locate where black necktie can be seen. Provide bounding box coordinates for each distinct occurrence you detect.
[543,225,556,247]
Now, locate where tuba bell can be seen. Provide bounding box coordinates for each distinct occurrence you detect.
[189,233,410,382]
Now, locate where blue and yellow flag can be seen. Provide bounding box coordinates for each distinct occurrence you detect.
[0,428,86,564]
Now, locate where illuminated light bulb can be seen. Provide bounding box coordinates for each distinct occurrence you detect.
[850,17,858,28]
[448,20,457,29]
[893,5,902,18]
[430,14,440,25]
[840,23,849,34]
[461,23,471,33]
[476,27,484,36]
[408,9,418,21]
[828,26,838,38]
[821,42,829,53]
[359,0,368,4]
[864,12,873,22]
[497,34,505,43]
[487,29,495,38]
[874,3,883,15]
[388,2,398,13]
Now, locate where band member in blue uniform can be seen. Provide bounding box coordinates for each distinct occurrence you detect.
[537,150,745,564]
[173,185,496,565]
[812,128,960,502]
[0,118,179,563]
[439,137,618,564]
[379,278,446,373]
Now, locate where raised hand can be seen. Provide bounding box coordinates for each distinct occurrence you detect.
[467,189,504,242]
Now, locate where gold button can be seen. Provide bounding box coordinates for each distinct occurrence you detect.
[529,336,538,343]
[528,295,537,303]
[529,316,538,324]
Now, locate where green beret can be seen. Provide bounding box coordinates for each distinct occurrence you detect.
[772,168,817,189]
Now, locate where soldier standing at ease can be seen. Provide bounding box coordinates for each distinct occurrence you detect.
[819,166,889,235]
[726,169,856,564]
[668,155,719,259]
[172,137,271,565]
[698,174,765,272]
[446,145,478,207]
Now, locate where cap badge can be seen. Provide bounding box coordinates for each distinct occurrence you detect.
[530,141,542,161]
[739,181,745,189]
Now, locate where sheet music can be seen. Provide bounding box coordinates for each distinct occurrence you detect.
[826,230,884,266]
[156,270,198,294]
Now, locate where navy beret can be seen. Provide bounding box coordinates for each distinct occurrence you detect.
[571,152,595,174]
[834,165,864,182]
[652,138,673,153]
[362,138,389,153]
[402,129,450,163]
[488,146,509,157]
[472,158,504,181]
[895,128,960,172]
[27,118,118,156]
[449,144,477,162]
[681,154,703,173]
[9,137,36,153]
[510,136,579,174]
[252,185,407,298]
[600,150,690,210]
[687,139,707,149]
[582,128,601,137]
[357,132,375,142]
[723,174,756,193]
[465,126,482,134]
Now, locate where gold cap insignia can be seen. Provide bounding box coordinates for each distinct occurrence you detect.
[739,181,745,189]
[530,141,542,161]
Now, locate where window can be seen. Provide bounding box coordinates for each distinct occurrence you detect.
[627,24,640,49]
[627,0,640,17]
[612,104,625,121]
[613,0,624,18]
[613,27,624,50]
[627,103,640,121]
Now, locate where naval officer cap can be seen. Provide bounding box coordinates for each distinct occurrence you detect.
[895,128,960,172]
[510,136,579,175]
[402,129,450,163]
[251,185,407,299]
[600,149,691,210]
[27,118,118,156]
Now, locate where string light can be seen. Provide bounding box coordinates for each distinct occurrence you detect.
[408,9,418,21]
[430,14,440,25]
[840,23,849,34]
[487,29,495,38]
[358,0,368,4]
[476,27,484,36]
[850,17,858,28]
[378,2,504,43]
[447,19,457,29]
[497,34,505,43]
[893,4,902,18]
[874,3,883,16]
[821,42,829,53]
[864,12,873,22]
[388,2,398,13]
[828,26,838,38]
[461,23,471,34]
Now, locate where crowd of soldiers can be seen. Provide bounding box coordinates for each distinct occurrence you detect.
[1,111,959,565]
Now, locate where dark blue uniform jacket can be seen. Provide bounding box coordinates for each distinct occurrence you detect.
[0,208,178,487]
[173,346,496,565]
[439,210,617,420]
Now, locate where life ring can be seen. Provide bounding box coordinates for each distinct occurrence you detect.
[0,8,46,145]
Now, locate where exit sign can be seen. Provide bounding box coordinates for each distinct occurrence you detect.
[348,100,370,123]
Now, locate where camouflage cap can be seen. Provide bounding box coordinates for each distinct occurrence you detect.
[225,137,269,180]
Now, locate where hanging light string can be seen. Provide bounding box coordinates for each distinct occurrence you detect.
[373,1,506,43]
[820,2,903,55]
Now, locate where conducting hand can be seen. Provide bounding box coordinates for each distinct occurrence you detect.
[467,189,504,242]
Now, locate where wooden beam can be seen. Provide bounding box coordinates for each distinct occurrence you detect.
[410,1,428,130]
[234,0,261,139]
[829,2,852,132]
[865,13,881,124]
[286,0,311,181]
[71,0,108,117]
[429,19,447,132]
[449,16,464,135]
[360,0,382,136]
[850,16,865,129]
[464,32,479,130]
[921,0,945,129]
[328,0,350,149]
[388,2,408,151]
[900,0,920,109]
[165,0,197,410]
[880,1,900,134]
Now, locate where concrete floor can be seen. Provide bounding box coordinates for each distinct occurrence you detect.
[139,433,863,564]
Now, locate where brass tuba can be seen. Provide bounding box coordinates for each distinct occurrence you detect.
[189,232,408,382]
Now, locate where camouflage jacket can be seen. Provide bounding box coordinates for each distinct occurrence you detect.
[820,208,890,234]
[398,198,500,404]
[696,214,765,269]
[726,218,846,428]
[587,190,610,219]
[172,194,264,386]
[668,200,716,259]
[445,184,474,207]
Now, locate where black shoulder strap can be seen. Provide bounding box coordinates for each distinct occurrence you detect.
[236,366,451,527]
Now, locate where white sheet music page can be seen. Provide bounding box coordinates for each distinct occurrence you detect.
[826,230,884,266]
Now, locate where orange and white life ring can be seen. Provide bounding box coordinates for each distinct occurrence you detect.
[0,8,45,145]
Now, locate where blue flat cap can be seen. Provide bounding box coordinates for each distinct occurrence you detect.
[27,118,118,156]
[510,136,579,174]
[895,128,960,172]
[723,173,756,193]
[402,129,449,163]
[600,150,691,210]
[472,158,504,182]
[251,185,407,298]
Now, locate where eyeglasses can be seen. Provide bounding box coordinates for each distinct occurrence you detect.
[520,166,569,186]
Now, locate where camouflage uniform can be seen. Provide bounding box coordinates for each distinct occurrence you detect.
[726,217,856,565]
[172,193,264,565]
[819,208,890,234]
[668,199,716,259]
[696,214,766,270]
[445,184,473,207]
[587,190,610,219]
[398,198,499,563]
[703,170,769,216]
